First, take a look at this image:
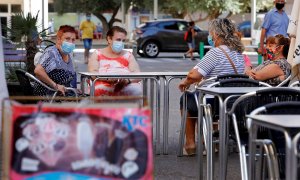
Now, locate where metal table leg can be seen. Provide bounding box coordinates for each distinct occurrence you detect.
[198,92,204,180]
[248,122,258,180]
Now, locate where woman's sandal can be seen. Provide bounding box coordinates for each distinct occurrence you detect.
[183,147,196,156]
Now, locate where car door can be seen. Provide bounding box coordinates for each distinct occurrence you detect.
[176,21,190,51]
[194,26,209,49]
[157,21,182,51]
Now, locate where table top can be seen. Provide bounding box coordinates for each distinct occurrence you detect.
[247,115,300,128]
[79,71,187,77]
[197,87,270,95]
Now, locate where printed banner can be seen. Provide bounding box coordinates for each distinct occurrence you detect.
[4,104,152,180]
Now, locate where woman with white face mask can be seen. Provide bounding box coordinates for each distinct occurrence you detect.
[34,25,77,96]
[88,26,142,96]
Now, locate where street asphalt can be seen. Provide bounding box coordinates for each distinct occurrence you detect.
[73,48,245,179]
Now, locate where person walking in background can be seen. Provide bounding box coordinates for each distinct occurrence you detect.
[258,0,289,55]
[183,21,196,61]
[79,13,96,64]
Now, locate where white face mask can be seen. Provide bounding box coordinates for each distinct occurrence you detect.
[111,41,124,53]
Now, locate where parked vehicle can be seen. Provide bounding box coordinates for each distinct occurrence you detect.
[238,21,251,38]
[133,19,209,58]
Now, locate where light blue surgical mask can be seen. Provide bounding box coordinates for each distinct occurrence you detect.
[61,41,75,54]
[86,16,91,21]
[207,35,215,47]
[112,41,124,53]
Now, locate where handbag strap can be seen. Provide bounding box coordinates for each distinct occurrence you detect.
[218,47,238,74]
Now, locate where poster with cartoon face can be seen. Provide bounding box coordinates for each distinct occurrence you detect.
[5,104,152,180]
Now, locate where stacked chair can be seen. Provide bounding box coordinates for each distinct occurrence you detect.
[226,88,300,179]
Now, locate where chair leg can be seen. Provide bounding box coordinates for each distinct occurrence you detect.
[232,115,248,180]
[178,92,188,156]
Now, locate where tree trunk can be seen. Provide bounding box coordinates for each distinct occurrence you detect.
[108,4,121,28]
[25,39,38,74]
[95,12,109,39]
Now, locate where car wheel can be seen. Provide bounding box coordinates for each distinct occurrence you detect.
[143,41,159,58]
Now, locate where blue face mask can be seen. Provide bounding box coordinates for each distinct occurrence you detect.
[86,16,91,21]
[207,35,215,47]
[112,41,124,53]
[61,41,75,54]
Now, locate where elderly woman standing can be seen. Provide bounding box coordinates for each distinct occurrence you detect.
[178,18,245,155]
[34,25,76,96]
[88,26,142,96]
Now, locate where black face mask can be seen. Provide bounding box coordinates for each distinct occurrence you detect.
[276,3,285,10]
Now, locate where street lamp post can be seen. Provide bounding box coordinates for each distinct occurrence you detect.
[121,0,125,24]
[154,0,158,20]
[251,0,256,44]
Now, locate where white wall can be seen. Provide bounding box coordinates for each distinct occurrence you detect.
[0,24,9,123]
[23,0,48,31]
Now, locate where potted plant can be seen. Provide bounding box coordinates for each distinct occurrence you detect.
[5,11,42,74]
[3,11,46,95]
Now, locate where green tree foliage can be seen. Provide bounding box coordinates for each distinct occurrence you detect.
[53,0,155,37]
[161,0,274,21]
[53,0,274,34]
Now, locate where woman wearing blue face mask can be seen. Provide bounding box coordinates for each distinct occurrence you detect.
[178,18,245,155]
[88,26,142,96]
[34,25,77,96]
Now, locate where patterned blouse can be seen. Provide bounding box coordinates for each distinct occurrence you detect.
[253,58,291,86]
[33,46,75,96]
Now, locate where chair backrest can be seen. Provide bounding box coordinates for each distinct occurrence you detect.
[261,101,300,114]
[276,75,291,87]
[289,80,300,87]
[229,87,300,143]
[196,74,250,88]
[208,78,271,88]
[218,78,259,87]
[250,101,300,178]
[15,69,34,96]
[216,74,249,81]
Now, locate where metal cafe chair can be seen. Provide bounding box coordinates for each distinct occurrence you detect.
[276,75,291,87]
[177,75,263,157]
[248,101,300,180]
[226,88,300,180]
[178,74,245,156]
[15,69,78,103]
[292,131,300,180]
[289,79,300,87]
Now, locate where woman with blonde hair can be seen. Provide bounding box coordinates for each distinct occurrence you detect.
[178,18,245,155]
